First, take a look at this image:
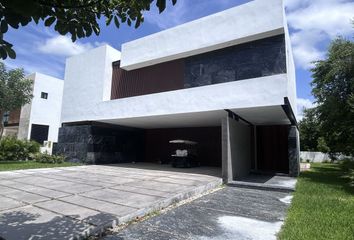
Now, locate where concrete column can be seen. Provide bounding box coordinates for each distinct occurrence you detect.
[288,126,300,177]
[222,117,252,183]
[222,117,232,183]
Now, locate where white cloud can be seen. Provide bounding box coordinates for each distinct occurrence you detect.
[38,35,105,57]
[297,97,316,120]
[290,30,327,69]
[144,0,242,30]
[145,0,189,29]
[285,0,354,70]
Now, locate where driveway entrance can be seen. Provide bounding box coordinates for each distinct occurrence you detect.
[0,163,221,240]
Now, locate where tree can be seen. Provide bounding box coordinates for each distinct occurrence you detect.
[299,108,322,151]
[0,0,177,59]
[0,62,33,139]
[311,37,354,156]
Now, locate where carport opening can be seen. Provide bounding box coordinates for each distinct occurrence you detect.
[143,127,222,167]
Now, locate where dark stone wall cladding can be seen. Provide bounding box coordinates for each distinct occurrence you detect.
[288,126,300,177]
[184,35,286,88]
[53,124,145,164]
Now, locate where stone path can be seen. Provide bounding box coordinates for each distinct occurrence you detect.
[104,187,293,240]
[0,164,221,240]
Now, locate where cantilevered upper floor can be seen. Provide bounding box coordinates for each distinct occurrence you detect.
[61,0,297,128]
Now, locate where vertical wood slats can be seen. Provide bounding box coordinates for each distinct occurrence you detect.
[111,59,185,99]
[7,109,21,125]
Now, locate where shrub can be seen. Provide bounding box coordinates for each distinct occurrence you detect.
[33,152,65,164]
[340,158,354,187]
[0,137,40,161]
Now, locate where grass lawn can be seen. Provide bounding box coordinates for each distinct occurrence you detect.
[0,161,81,171]
[279,163,354,240]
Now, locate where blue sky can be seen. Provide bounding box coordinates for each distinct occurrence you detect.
[2,0,354,119]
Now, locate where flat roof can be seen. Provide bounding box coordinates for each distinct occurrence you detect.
[120,0,285,70]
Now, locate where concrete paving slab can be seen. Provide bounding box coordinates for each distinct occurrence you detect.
[0,180,71,198]
[0,195,26,211]
[34,199,114,227]
[0,205,94,240]
[125,180,192,193]
[0,185,17,195]
[110,185,174,197]
[13,178,102,194]
[12,176,57,185]
[59,195,137,217]
[81,188,163,209]
[16,168,64,174]
[0,171,28,179]
[0,187,50,204]
[153,176,207,186]
[0,163,221,239]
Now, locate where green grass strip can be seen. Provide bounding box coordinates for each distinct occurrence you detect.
[279,163,354,240]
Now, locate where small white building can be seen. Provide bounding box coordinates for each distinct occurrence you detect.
[3,72,64,147]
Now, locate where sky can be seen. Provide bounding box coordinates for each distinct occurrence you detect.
[2,0,354,120]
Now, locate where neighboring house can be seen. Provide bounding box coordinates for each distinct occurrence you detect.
[3,72,64,148]
[55,0,300,181]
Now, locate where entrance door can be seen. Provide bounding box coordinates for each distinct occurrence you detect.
[256,125,289,174]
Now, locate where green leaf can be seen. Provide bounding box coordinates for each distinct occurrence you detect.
[156,0,166,13]
[1,21,8,33]
[114,16,120,28]
[6,47,16,59]
[135,16,142,28]
[106,15,113,25]
[0,47,7,60]
[83,25,92,37]
[77,27,84,38]
[93,26,100,35]
[44,16,56,27]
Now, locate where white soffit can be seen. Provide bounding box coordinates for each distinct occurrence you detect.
[120,0,285,70]
[98,106,290,129]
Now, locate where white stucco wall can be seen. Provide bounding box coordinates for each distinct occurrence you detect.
[61,43,289,123]
[61,0,296,128]
[120,0,285,70]
[24,73,64,142]
[283,1,297,118]
[61,45,121,122]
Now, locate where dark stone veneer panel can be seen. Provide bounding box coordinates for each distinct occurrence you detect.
[184,34,286,88]
[110,35,287,99]
[53,123,145,164]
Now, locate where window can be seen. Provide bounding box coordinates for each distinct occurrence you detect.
[2,112,9,125]
[41,92,48,99]
[30,124,49,144]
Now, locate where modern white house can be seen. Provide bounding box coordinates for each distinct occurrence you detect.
[3,72,64,150]
[55,0,300,181]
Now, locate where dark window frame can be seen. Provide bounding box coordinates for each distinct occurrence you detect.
[41,92,48,99]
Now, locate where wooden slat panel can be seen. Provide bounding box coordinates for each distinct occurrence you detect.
[111,60,185,99]
[256,125,289,173]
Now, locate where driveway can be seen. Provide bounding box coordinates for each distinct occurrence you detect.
[104,187,292,240]
[0,163,221,240]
